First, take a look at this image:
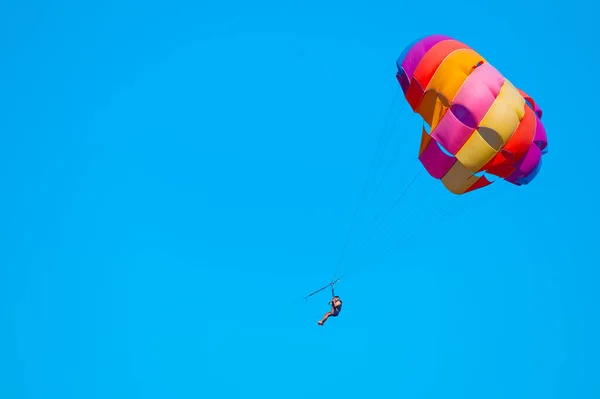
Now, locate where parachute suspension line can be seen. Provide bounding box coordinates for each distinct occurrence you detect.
[303,278,342,301]
[339,167,424,279]
[370,122,426,224]
[382,194,464,255]
[389,170,479,234]
[379,172,435,239]
[389,190,460,237]
[380,183,429,238]
[368,133,403,205]
[364,91,404,185]
[366,108,407,205]
[382,182,498,259]
[372,165,423,222]
[345,191,463,270]
[366,167,424,243]
[330,88,401,282]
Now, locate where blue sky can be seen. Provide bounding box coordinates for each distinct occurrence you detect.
[1,1,598,398]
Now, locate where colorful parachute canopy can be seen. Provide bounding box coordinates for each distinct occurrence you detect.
[396,35,548,194]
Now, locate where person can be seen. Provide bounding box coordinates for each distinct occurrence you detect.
[317,294,342,326]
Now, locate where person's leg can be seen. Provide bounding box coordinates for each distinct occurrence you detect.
[318,311,332,325]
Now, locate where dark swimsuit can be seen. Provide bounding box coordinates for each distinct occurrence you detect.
[332,301,342,316]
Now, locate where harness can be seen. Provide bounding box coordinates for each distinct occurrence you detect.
[331,289,343,312]
[332,298,342,316]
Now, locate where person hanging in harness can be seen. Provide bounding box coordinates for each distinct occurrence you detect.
[317,287,342,326]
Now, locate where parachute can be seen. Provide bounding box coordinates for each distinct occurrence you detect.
[301,35,550,300]
[396,34,548,194]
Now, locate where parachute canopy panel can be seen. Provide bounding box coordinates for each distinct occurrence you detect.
[396,35,548,194]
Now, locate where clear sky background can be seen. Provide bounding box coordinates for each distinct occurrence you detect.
[1,1,598,398]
